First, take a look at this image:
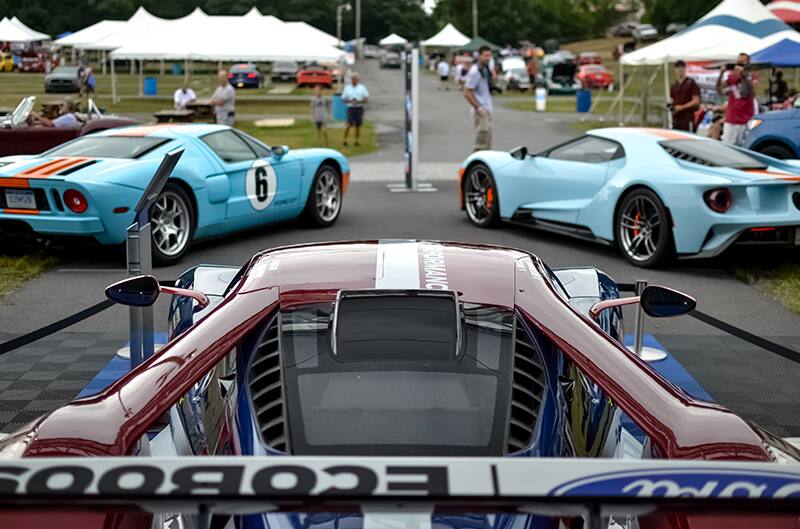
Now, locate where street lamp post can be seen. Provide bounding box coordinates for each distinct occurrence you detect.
[337,2,352,48]
[472,0,478,38]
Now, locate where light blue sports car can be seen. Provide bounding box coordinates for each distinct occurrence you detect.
[459,127,800,267]
[0,124,349,264]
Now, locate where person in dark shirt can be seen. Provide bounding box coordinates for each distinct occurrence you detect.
[772,70,789,103]
[669,59,701,131]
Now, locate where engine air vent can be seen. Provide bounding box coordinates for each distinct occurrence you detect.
[248,318,287,452]
[661,145,713,166]
[507,317,546,454]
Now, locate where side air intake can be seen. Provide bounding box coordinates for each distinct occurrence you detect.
[248,318,287,452]
[507,317,546,453]
[661,145,713,166]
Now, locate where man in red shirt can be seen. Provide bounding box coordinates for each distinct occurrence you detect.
[669,60,700,131]
[716,52,757,145]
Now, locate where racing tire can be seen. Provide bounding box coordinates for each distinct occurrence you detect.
[615,188,674,268]
[149,183,195,266]
[463,163,500,228]
[302,164,342,228]
[758,143,794,160]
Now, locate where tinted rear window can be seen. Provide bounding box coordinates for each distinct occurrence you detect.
[46,136,167,159]
[661,139,767,169]
[231,64,254,72]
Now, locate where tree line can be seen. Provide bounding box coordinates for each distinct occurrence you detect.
[0,0,758,47]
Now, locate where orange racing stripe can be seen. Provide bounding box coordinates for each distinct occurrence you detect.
[0,177,30,188]
[636,128,695,140]
[110,123,178,137]
[1,208,39,215]
[17,157,90,178]
[744,169,800,181]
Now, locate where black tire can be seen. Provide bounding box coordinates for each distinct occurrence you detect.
[758,143,794,160]
[303,164,342,227]
[614,188,674,268]
[462,163,500,228]
[149,183,195,266]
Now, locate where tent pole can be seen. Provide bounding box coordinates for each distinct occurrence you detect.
[184,59,189,84]
[111,57,117,104]
[664,61,671,129]
[160,60,164,75]
[619,61,624,126]
[139,60,143,97]
[101,50,106,75]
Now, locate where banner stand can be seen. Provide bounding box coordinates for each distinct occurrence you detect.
[388,48,437,193]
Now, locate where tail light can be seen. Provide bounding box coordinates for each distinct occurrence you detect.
[227,73,234,78]
[704,188,733,213]
[247,72,257,78]
[64,189,88,214]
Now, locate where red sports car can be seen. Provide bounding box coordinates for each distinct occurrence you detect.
[296,65,333,88]
[1,240,799,527]
[577,64,614,89]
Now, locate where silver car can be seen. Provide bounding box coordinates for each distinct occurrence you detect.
[44,66,80,93]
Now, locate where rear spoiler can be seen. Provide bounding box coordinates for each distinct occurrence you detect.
[1,456,799,515]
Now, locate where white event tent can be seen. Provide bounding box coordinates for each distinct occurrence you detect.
[422,23,470,48]
[614,0,800,126]
[55,20,126,49]
[379,33,408,46]
[0,16,49,42]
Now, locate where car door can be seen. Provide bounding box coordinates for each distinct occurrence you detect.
[200,129,301,225]
[508,136,622,224]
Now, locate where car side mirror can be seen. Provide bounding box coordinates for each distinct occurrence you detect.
[271,145,288,158]
[640,285,696,318]
[105,275,160,307]
[510,145,528,160]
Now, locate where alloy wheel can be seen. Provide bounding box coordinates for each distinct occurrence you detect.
[315,169,341,222]
[465,167,496,224]
[618,195,663,263]
[150,190,190,257]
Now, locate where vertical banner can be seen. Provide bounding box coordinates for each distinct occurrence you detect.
[403,49,419,190]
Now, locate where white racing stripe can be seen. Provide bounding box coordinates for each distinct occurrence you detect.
[375,240,421,289]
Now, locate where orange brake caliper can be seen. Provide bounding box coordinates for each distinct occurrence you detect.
[633,212,641,237]
[486,187,494,206]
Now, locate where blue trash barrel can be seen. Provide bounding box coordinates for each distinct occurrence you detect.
[332,94,347,121]
[172,63,183,75]
[143,76,158,96]
[576,89,591,113]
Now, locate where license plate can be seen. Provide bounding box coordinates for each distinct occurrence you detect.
[5,189,36,210]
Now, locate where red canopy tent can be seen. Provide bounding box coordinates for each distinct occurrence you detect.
[768,0,800,23]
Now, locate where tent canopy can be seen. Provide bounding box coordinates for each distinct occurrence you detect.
[0,16,49,42]
[422,23,470,47]
[622,0,800,65]
[458,36,500,52]
[751,37,800,66]
[54,20,125,48]
[379,32,408,46]
[768,0,800,23]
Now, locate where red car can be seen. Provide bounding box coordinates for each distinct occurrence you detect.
[577,51,602,65]
[18,48,57,73]
[296,65,333,88]
[577,64,614,89]
[0,240,797,527]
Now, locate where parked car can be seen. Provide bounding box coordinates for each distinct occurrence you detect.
[666,22,687,35]
[576,64,614,89]
[363,44,381,58]
[228,63,263,89]
[0,123,349,263]
[19,48,57,73]
[743,109,800,159]
[577,51,602,65]
[296,64,333,88]
[459,127,800,267]
[632,23,659,41]
[44,65,80,93]
[379,50,402,69]
[609,21,637,37]
[545,62,579,94]
[270,60,298,82]
[0,97,137,156]
[499,58,531,92]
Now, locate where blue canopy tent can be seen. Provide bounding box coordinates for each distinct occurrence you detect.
[751,38,800,67]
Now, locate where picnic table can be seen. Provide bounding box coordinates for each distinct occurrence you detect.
[186,99,214,121]
[153,109,194,123]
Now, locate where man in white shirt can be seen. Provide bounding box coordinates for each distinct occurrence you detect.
[33,99,81,129]
[210,70,236,126]
[437,59,450,91]
[173,82,197,110]
[341,72,369,147]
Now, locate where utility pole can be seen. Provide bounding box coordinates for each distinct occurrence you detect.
[472,0,478,38]
[355,0,362,57]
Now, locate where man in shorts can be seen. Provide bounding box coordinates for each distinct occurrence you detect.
[342,72,369,147]
[310,85,330,146]
[437,58,450,90]
[464,46,494,151]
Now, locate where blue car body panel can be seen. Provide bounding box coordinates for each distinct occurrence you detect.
[166,263,638,529]
[742,108,800,157]
[0,124,349,246]
[461,127,800,258]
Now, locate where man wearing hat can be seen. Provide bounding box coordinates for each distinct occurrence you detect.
[669,60,700,131]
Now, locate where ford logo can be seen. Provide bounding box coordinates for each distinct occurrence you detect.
[550,468,800,499]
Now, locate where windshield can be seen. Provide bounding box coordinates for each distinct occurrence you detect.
[46,136,168,159]
[274,61,297,70]
[660,139,767,169]
[583,65,605,72]
[279,302,514,456]
[53,66,78,75]
[510,68,528,76]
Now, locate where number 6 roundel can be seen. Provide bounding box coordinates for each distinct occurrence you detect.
[246,159,278,211]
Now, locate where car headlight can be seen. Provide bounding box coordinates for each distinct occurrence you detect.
[747,118,762,130]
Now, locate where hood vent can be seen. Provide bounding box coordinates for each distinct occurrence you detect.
[249,318,287,452]
[58,159,98,176]
[507,317,546,453]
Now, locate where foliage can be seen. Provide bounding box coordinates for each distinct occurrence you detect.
[0,253,58,298]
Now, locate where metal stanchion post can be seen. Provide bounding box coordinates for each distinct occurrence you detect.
[630,279,667,361]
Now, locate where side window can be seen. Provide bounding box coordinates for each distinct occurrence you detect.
[547,136,624,163]
[201,130,256,163]
[236,131,271,158]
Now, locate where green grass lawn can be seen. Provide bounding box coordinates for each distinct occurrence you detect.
[233,119,378,157]
[0,254,58,298]
[735,263,800,315]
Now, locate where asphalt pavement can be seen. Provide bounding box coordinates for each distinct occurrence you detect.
[1,59,799,435]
